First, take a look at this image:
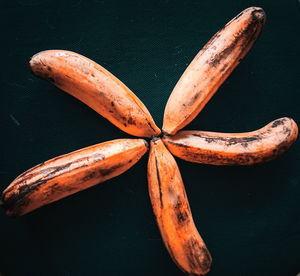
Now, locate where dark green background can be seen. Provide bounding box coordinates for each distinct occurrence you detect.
[1,0,299,275]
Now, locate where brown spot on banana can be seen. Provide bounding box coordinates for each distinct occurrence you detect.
[162,117,298,166]
[162,7,266,135]
[147,138,212,275]
[29,50,161,138]
[1,139,148,217]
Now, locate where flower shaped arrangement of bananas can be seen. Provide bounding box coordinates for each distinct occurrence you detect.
[1,7,298,275]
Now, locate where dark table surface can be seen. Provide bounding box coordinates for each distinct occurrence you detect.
[1,1,299,275]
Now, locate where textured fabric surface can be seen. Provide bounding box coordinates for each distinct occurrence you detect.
[0,0,299,275]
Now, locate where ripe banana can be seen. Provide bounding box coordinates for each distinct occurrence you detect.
[163,7,266,135]
[1,139,148,217]
[162,117,298,165]
[147,137,212,275]
[29,50,161,138]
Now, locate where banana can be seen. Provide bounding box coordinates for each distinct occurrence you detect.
[29,50,161,138]
[147,137,212,275]
[163,7,266,135]
[162,117,298,166]
[1,139,148,217]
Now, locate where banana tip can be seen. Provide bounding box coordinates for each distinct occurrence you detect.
[151,136,161,143]
[29,52,42,73]
[249,7,266,23]
[29,51,42,64]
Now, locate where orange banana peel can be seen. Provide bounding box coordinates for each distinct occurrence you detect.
[1,7,298,276]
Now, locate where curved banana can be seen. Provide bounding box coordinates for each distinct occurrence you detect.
[29,50,161,138]
[162,117,298,165]
[147,138,212,275]
[163,7,266,135]
[1,139,148,217]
